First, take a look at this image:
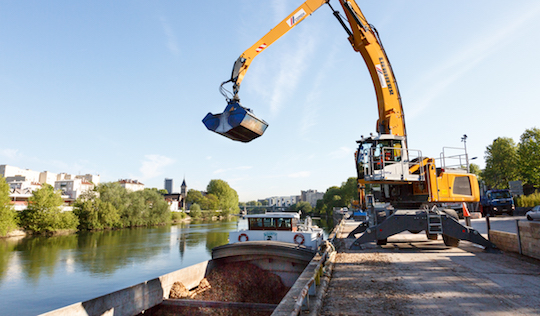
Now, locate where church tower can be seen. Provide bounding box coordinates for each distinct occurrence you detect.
[180,178,187,209]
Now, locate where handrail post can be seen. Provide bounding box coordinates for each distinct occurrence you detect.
[516,219,522,255]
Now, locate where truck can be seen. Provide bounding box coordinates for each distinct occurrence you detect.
[481,189,515,216]
[203,0,495,250]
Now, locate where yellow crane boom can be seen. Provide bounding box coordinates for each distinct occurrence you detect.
[203,0,493,250]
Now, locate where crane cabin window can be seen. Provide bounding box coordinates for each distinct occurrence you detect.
[453,176,472,196]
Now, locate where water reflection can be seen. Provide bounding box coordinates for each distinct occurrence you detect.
[0,220,240,285]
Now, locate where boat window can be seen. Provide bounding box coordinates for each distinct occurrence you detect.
[248,218,263,230]
[276,218,292,231]
[263,218,276,229]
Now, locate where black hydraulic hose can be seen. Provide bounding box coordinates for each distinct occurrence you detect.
[326,2,353,37]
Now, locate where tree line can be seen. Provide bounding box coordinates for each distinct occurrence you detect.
[185,179,239,219]
[480,127,540,192]
[0,178,239,236]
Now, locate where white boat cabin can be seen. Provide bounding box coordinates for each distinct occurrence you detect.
[229,212,324,250]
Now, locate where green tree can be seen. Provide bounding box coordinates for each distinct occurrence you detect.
[74,191,121,230]
[97,182,130,223]
[139,189,170,225]
[20,184,78,234]
[293,201,312,214]
[517,128,540,186]
[186,189,204,205]
[189,203,202,218]
[0,177,18,236]
[200,193,220,211]
[469,163,481,177]
[482,137,518,189]
[340,177,358,206]
[315,199,327,215]
[323,186,347,209]
[206,179,239,214]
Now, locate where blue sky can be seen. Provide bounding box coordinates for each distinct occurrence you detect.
[2,1,540,201]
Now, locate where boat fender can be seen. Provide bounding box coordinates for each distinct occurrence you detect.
[238,233,249,242]
[294,234,305,245]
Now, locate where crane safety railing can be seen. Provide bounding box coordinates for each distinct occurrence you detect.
[437,146,469,171]
[362,146,425,181]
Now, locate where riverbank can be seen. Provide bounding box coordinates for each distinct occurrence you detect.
[0,213,229,238]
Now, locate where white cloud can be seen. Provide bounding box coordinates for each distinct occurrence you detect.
[213,166,253,174]
[268,32,316,116]
[328,146,354,160]
[299,43,339,138]
[288,171,310,178]
[159,16,180,56]
[139,154,175,180]
[1,149,19,159]
[408,4,540,119]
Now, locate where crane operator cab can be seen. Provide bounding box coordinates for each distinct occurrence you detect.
[356,134,423,183]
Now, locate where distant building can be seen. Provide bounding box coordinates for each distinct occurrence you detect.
[75,174,100,185]
[265,195,300,207]
[164,178,187,211]
[1,165,41,183]
[2,164,99,210]
[118,179,144,192]
[301,189,325,207]
[180,178,187,209]
[165,178,174,194]
[55,178,95,200]
[39,171,58,185]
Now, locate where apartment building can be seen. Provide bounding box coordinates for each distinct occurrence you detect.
[118,179,144,192]
[55,178,95,200]
[1,164,99,209]
[301,189,325,207]
[265,195,300,207]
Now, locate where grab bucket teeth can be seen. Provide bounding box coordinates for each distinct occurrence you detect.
[203,102,268,143]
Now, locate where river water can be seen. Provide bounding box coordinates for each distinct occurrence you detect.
[0,216,333,316]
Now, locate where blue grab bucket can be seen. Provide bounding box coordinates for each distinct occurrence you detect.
[203,102,268,143]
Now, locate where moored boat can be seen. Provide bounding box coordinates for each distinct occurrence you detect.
[228,212,324,250]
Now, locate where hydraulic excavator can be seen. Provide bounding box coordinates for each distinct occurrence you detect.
[203,0,495,250]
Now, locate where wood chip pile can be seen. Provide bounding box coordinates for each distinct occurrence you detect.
[142,262,289,316]
[195,261,289,304]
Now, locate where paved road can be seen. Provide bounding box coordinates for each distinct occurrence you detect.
[460,215,527,235]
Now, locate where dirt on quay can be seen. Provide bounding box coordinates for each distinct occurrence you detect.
[319,228,540,316]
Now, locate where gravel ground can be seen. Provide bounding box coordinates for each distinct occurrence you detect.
[320,226,540,316]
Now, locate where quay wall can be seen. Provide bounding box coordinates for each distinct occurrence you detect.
[488,221,540,260]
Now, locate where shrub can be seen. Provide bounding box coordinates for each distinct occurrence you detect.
[516,191,540,207]
[171,211,186,222]
[189,203,202,218]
